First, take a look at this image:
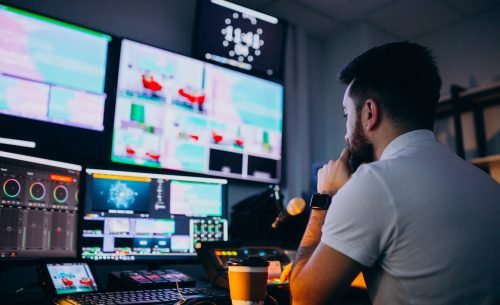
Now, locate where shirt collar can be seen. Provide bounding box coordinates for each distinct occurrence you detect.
[380,129,436,160]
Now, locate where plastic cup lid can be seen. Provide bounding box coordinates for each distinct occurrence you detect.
[227,257,269,267]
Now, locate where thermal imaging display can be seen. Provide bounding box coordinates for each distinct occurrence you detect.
[81,169,228,261]
[0,4,110,130]
[112,39,283,183]
[47,263,98,294]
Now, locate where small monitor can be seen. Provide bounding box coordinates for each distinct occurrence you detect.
[46,263,99,295]
[81,169,228,261]
[0,4,111,131]
[112,39,284,183]
[193,0,286,80]
[0,151,81,261]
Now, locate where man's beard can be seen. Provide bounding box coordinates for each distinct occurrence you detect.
[348,117,374,172]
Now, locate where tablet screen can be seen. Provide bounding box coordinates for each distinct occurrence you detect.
[46,263,98,294]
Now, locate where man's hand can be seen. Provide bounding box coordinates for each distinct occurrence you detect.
[280,262,292,284]
[317,148,352,196]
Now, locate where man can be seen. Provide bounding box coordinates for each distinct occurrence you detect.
[289,42,500,305]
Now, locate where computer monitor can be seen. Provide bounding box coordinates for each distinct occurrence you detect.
[0,4,111,131]
[80,169,228,261]
[111,39,284,183]
[193,0,286,80]
[0,151,81,261]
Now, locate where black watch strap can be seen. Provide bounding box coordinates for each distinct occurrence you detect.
[310,193,332,210]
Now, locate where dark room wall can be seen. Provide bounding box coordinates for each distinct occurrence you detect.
[4,0,197,55]
[320,9,500,162]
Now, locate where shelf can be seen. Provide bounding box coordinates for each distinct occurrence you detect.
[471,154,500,183]
[470,154,500,166]
[435,81,500,117]
[435,81,500,160]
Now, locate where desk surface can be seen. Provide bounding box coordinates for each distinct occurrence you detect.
[0,264,371,305]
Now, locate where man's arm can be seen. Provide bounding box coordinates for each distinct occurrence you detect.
[290,148,363,305]
[290,209,326,284]
[289,211,363,305]
[291,242,363,303]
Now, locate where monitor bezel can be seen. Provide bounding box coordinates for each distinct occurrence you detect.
[78,167,229,264]
[192,0,288,83]
[0,150,83,264]
[0,2,120,167]
[111,37,285,184]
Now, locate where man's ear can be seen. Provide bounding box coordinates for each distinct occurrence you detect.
[363,99,380,131]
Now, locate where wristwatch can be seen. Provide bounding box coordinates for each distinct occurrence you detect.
[309,193,332,210]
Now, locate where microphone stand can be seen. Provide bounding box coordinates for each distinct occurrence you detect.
[272,185,283,213]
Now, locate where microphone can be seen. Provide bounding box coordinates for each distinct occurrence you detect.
[271,197,306,229]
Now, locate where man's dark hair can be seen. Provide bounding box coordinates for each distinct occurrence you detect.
[338,41,442,130]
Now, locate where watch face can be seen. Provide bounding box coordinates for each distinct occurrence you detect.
[310,194,332,210]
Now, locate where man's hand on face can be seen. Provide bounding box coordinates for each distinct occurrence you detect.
[317,148,352,196]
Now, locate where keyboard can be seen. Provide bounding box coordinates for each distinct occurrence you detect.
[56,287,230,305]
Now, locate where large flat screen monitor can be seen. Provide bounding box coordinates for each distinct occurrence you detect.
[111,39,284,183]
[81,168,228,261]
[193,0,286,80]
[0,4,111,131]
[0,151,81,261]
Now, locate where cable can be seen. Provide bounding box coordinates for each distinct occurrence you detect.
[208,272,229,288]
[267,294,279,305]
[174,283,220,305]
[0,281,40,295]
[175,280,186,302]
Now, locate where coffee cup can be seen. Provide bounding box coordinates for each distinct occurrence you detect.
[227,257,269,305]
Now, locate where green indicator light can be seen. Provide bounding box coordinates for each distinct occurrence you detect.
[0,5,112,41]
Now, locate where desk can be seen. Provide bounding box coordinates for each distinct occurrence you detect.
[0,264,371,305]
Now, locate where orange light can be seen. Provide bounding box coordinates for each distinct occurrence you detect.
[267,278,281,284]
[50,174,74,183]
[93,173,151,182]
[215,251,222,256]
[351,273,367,289]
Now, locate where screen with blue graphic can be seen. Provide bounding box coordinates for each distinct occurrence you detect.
[81,169,228,261]
[90,178,151,213]
[0,4,110,131]
[111,39,283,183]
